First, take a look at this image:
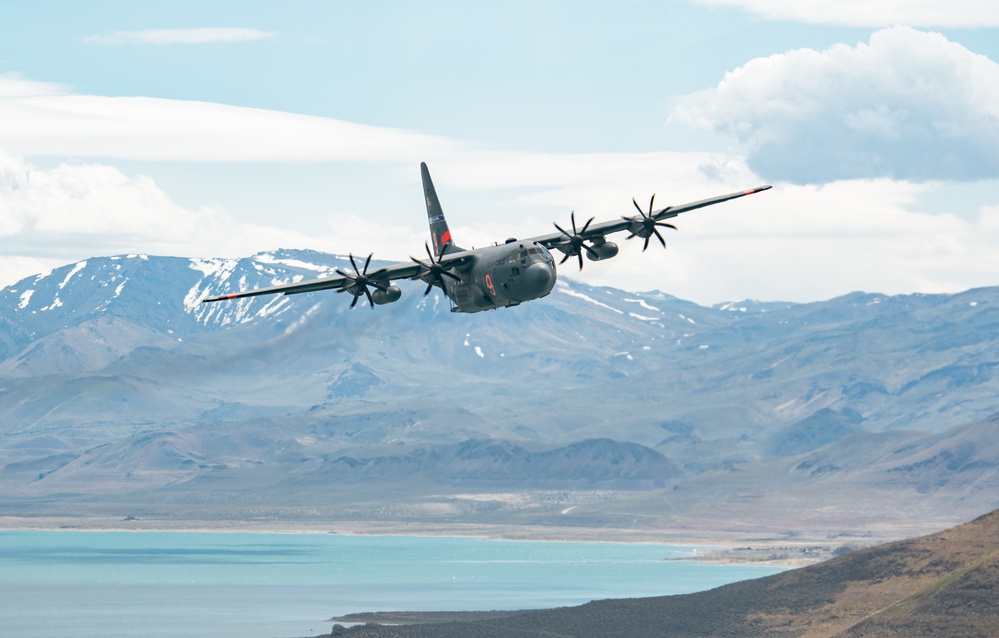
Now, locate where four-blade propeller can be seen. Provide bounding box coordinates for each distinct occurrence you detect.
[625,194,677,251]
[410,242,460,295]
[554,212,600,270]
[336,253,388,308]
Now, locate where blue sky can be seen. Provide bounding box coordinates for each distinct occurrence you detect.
[1,0,998,303]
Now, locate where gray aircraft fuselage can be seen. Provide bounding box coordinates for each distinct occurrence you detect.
[440,241,558,313]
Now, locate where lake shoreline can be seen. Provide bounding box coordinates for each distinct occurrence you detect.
[0,514,852,566]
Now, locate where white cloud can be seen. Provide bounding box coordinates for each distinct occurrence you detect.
[2,143,997,304]
[1,71,996,305]
[0,139,765,289]
[84,28,276,46]
[579,179,999,303]
[0,73,758,191]
[0,74,67,98]
[0,148,315,285]
[0,74,459,164]
[697,0,999,27]
[669,27,999,184]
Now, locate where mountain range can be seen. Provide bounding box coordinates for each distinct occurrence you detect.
[1,250,998,540]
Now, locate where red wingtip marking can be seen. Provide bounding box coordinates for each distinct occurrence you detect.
[227,293,238,299]
[745,189,755,195]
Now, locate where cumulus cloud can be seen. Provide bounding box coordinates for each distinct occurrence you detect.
[0,148,314,283]
[669,27,999,184]
[697,0,999,28]
[84,28,276,46]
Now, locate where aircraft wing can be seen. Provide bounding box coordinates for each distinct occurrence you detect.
[202,257,435,303]
[523,185,772,249]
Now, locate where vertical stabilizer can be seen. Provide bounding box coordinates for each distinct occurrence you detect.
[421,162,454,257]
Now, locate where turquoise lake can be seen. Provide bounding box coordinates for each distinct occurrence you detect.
[0,530,785,637]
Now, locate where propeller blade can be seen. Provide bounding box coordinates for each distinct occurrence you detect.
[411,241,460,296]
[556,211,600,265]
[625,193,678,252]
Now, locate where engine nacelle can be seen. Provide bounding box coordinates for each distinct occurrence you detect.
[371,285,402,305]
[585,240,619,261]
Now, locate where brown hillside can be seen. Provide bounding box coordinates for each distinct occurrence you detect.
[325,509,999,638]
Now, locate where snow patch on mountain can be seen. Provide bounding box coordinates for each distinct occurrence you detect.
[557,282,623,314]
[58,261,87,290]
[624,298,661,312]
[254,252,330,273]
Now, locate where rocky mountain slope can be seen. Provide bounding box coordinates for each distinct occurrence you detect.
[1,250,998,537]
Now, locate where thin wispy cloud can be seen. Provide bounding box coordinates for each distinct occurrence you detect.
[0,75,455,163]
[84,28,276,46]
[696,0,999,28]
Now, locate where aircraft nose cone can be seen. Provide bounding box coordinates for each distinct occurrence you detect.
[522,262,554,295]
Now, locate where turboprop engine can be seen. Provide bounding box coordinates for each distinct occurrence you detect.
[585,240,618,261]
[370,285,402,305]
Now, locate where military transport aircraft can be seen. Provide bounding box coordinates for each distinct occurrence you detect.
[202,163,771,313]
